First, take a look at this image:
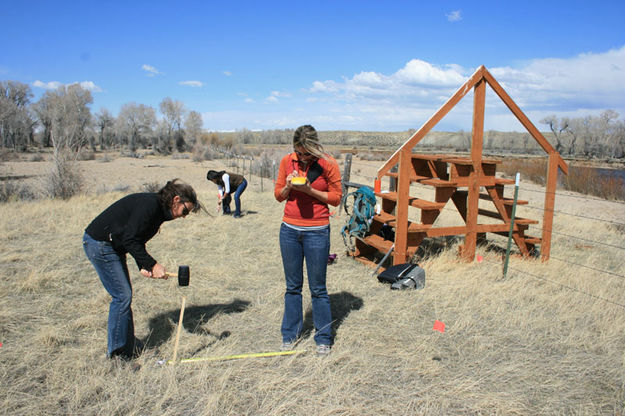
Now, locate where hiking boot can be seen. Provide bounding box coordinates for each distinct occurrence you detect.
[316,344,331,356]
[280,341,295,351]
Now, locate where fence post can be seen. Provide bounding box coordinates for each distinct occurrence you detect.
[389,165,398,192]
[272,160,276,187]
[339,153,352,214]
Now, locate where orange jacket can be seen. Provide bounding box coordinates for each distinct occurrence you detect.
[274,153,342,226]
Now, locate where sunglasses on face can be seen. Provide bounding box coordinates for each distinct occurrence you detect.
[294,149,312,157]
[182,204,190,216]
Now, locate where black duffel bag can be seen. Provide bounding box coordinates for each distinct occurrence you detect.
[377,263,425,290]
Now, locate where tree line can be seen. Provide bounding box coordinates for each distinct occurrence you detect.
[0,80,204,155]
[2,79,624,160]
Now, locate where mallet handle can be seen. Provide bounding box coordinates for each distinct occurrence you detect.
[172,295,186,363]
[166,273,177,278]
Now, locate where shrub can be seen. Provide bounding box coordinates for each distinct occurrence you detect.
[76,149,95,161]
[29,153,45,162]
[191,145,214,162]
[0,180,38,202]
[45,155,84,200]
[141,181,161,193]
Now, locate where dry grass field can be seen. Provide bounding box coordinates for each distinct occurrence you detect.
[1,153,625,415]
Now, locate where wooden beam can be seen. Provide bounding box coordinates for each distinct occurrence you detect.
[462,78,486,262]
[392,149,411,265]
[482,68,568,175]
[377,66,486,179]
[541,152,558,260]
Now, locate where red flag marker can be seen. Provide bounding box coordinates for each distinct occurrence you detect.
[0,342,3,347]
[433,320,445,333]
[477,255,484,263]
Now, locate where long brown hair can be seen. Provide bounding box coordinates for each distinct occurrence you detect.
[293,125,326,160]
[157,179,200,213]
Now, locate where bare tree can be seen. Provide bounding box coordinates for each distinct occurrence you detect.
[159,97,186,152]
[184,110,203,149]
[541,115,570,154]
[33,83,93,199]
[116,103,156,152]
[0,81,35,150]
[543,111,625,159]
[95,108,116,150]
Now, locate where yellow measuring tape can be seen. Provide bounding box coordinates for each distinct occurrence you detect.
[166,349,306,365]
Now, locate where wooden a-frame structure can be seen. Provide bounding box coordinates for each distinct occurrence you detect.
[350,65,568,266]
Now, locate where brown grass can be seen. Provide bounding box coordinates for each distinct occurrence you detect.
[1,155,625,414]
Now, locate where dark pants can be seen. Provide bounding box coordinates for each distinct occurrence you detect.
[223,179,248,217]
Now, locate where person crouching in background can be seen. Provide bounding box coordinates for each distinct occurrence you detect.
[206,170,248,218]
[274,125,342,355]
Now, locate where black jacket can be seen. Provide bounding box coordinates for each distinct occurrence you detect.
[85,193,173,271]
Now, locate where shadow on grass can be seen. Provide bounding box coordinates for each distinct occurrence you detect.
[146,298,251,348]
[301,291,364,342]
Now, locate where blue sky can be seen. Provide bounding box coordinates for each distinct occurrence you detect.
[2,0,625,132]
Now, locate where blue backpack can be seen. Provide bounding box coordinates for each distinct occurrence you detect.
[341,186,377,252]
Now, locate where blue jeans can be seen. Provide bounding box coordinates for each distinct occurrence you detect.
[279,223,332,346]
[83,232,135,357]
[223,179,248,217]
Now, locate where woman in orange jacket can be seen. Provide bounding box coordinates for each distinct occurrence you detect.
[274,125,342,355]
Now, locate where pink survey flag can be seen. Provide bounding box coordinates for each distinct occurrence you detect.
[433,320,445,333]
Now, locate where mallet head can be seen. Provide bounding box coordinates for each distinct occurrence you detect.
[178,265,190,286]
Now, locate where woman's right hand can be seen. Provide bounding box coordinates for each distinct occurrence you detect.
[150,263,168,279]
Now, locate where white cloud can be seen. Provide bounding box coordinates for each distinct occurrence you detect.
[223,70,232,76]
[33,80,62,90]
[244,98,254,103]
[79,81,103,92]
[446,10,462,22]
[264,90,292,103]
[142,64,162,76]
[271,90,291,98]
[304,45,625,131]
[33,80,102,92]
[179,80,203,87]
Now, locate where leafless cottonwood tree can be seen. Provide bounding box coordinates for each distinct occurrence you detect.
[94,108,116,150]
[184,110,203,149]
[541,110,625,158]
[34,83,93,198]
[115,102,156,152]
[0,81,35,150]
[159,97,186,153]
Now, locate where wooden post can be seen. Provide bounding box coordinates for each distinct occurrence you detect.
[172,295,187,364]
[542,153,558,260]
[339,153,352,213]
[393,150,411,265]
[463,79,486,261]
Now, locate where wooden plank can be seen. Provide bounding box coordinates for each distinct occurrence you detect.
[541,152,558,260]
[359,234,394,253]
[377,191,446,210]
[462,79,486,262]
[477,209,538,224]
[420,178,458,187]
[495,178,515,185]
[393,150,412,264]
[373,212,432,233]
[377,66,486,179]
[478,193,528,205]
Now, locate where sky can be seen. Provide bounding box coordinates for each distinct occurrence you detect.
[2,0,625,132]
